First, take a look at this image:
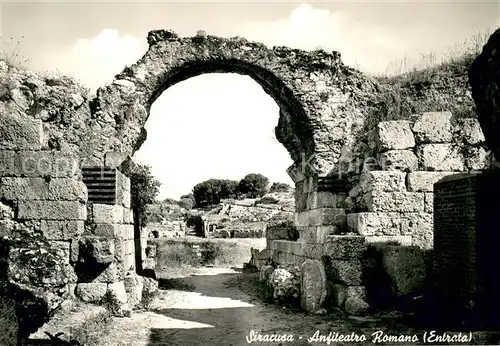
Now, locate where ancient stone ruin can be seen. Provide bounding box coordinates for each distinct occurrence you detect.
[1,27,499,341]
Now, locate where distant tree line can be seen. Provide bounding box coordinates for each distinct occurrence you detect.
[190,173,292,208]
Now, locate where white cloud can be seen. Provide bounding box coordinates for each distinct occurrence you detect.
[235,3,408,74]
[56,29,144,90]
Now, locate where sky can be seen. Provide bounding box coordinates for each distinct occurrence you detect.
[1,1,498,200]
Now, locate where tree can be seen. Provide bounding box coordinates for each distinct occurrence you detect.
[179,197,195,210]
[192,179,239,207]
[129,164,161,228]
[180,193,196,205]
[270,182,292,193]
[237,173,270,198]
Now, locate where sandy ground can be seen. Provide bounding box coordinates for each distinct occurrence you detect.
[97,267,429,346]
[28,266,500,345]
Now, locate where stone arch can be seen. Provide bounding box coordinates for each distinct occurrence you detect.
[87,29,377,178]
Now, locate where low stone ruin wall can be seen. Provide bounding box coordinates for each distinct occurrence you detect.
[252,111,490,316]
[146,220,186,238]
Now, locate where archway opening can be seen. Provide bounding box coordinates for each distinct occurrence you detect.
[132,72,297,270]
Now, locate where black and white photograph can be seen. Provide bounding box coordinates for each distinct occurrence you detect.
[0,0,499,345]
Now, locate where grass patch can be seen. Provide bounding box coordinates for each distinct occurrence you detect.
[158,278,195,291]
[68,310,113,346]
[364,29,493,123]
[153,236,266,270]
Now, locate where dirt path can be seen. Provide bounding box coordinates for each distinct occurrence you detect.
[98,267,428,346]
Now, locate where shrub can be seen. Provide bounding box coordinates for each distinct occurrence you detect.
[270,182,292,193]
[69,310,113,345]
[179,197,194,210]
[127,164,161,228]
[237,173,270,198]
[268,265,301,307]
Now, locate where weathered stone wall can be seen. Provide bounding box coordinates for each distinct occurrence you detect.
[0,140,86,338]
[75,167,140,316]
[260,111,490,315]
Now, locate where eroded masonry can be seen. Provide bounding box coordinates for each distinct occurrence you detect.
[1,28,499,340]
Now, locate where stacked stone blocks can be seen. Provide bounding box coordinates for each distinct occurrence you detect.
[0,149,85,277]
[264,112,488,316]
[348,112,488,250]
[75,167,136,307]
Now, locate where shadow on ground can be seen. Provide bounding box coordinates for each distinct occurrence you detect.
[144,269,425,346]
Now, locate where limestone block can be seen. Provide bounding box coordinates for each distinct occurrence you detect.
[302,243,323,259]
[344,297,369,316]
[126,225,134,240]
[15,151,79,177]
[419,144,464,171]
[0,113,43,150]
[377,120,415,151]
[295,208,346,227]
[0,151,15,175]
[269,240,302,255]
[41,220,84,240]
[364,236,412,246]
[347,212,401,236]
[379,245,426,297]
[123,209,134,224]
[0,177,49,200]
[299,225,337,243]
[124,253,135,271]
[124,274,143,309]
[266,227,295,240]
[412,111,453,143]
[125,239,135,255]
[364,191,424,213]
[48,178,87,202]
[326,260,364,285]
[379,150,418,171]
[96,262,123,283]
[302,176,317,193]
[406,171,457,192]
[80,236,115,264]
[329,284,368,308]
[76,283,107,303]
[18,201,87,220]
[107,281,131,317]
[401,213,433,249]
[104,152,127,169]
[300,259,327,312]
[457,118,485,145]
[121,189,131,208]
[322,235,367,260]
[465,147,489,171]
[93,224,119,238]
[295,191,307,212]
[424,193,434,213]
[92,204,123,224]
[359,171,406,193]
